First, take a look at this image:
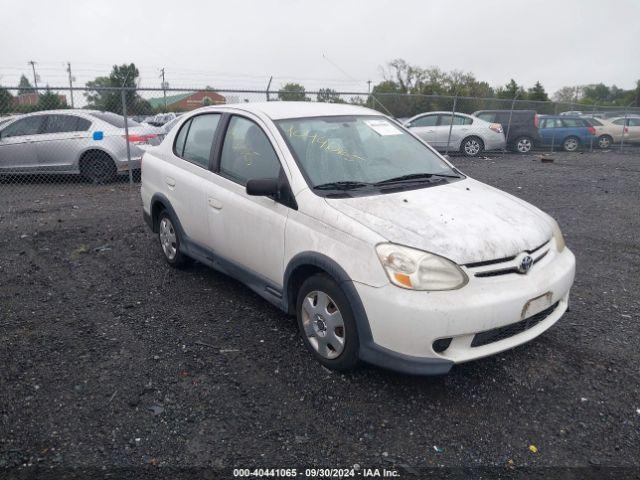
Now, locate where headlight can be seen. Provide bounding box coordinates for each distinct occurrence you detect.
[551,220,566,252]
[375,243,468,291]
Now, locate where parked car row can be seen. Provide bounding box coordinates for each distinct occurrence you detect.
[403,108,638,155]
[0,110,163,182]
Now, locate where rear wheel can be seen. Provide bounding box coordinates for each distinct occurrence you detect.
[562,136,580,152]
[80,151,117,183]
[296,274,359,371]
[513,136,533,153]
[460,136,484,157]
[598,135,613,149]
[157,211,189,268]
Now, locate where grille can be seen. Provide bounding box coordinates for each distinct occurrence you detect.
[474,250,548,278]
[464,241,548,269]
[471,302,559,348]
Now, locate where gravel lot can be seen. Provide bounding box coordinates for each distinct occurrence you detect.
[1,151,639,475]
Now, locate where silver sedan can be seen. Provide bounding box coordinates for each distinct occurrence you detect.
[404,111,506,156]
[0,110,160,182]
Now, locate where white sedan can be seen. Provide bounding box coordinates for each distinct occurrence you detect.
[141,102,575,374]
[404,111,506,156]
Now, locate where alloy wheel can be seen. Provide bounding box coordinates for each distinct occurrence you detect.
[464,139,481,156]
[301,290,345,359]
[598,136,611,149]
[564,137,579,151]
[517,138,532,153]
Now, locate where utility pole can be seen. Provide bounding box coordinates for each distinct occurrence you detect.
[28,60,39,91]
[160,68,167,112]
[367,80,372,93]
[66,62,75,108]
[266,76,273,102]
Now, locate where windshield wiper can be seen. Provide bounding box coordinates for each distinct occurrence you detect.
[313,181,373,191]
[374,172,459,186]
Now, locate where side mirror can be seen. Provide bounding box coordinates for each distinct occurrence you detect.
[246,178,279,197]
[404,122,412,128]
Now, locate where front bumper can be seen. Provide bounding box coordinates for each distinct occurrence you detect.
[354,246,576,374]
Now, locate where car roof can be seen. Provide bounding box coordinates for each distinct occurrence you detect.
[195,101,380,120]
[13,109,104,118]
[473,109,536,114]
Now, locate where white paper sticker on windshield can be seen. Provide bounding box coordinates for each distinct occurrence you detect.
[364,119,402,136]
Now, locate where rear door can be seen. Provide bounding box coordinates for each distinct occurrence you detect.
[407,114,439,145]
[168,113,223,246]
[35,114,92,171]
[436,114,472,148]
[0,115,46,171]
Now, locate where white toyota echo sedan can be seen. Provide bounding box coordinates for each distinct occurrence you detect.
[141,102,576,375]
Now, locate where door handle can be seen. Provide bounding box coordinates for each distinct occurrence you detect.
[208,197,223,210]
[165,176,176,187]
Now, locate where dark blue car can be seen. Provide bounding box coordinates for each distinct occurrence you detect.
[538,116,596,151]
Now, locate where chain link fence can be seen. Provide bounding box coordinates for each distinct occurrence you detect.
[0,85,639,237]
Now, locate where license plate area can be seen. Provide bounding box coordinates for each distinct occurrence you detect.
[521,291,553,320]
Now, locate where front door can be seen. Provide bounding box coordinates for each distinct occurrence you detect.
[0,115,46,171]
[206,114,289,286]
[408,114,439,146]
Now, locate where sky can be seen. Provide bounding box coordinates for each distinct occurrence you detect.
[1,0,639,97]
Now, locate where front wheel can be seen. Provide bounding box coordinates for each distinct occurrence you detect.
[513,136,533,153]
[598,135,613,149]
[563,136,580,152]
[296,274,359,371]
[460,136,484,157]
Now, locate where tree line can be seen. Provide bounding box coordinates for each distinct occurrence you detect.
[2,59,639,118]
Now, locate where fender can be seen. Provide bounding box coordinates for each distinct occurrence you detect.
[283,252,373,344]
[283,252,453,375]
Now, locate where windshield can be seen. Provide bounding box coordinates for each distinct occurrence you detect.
[89,111,140,128]
[277,115,459,193]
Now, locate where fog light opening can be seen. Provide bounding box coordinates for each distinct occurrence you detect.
[433,337,452,353]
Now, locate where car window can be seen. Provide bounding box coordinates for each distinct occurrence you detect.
[437,114,469,126]
[411,115,438,127]
[180,114,221,168]
[476,113,495,122]
[44,114,91,134]
[220,116,282,185]
[89,112,139,128]
[1,116,45,138]
[611,118,625,126]
[584,118,603,126]
[628,118,640,126]
[561,118,582,127]
[174,119,190,156]
[541,118,562,128]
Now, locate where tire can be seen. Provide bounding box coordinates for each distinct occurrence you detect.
[296,273,359,371]
[598,135,613,149]
[513,136,533,153]
[562,136,580,152]
[80,151,117,184]
[157,210,189,268]
[460,136,484,157]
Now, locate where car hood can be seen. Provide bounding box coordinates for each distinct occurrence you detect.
[324,178,553,265]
